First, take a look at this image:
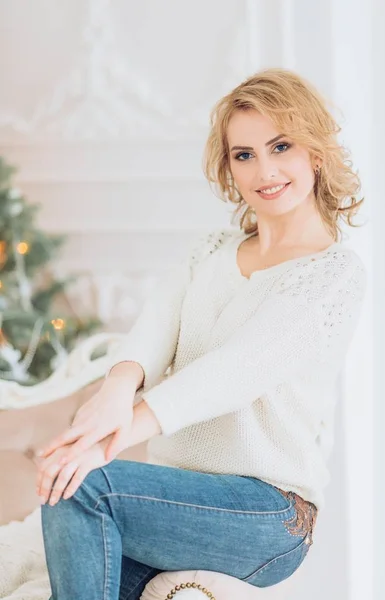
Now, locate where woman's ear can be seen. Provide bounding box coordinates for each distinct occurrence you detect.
[312,155,323,171]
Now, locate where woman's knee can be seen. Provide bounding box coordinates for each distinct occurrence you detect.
[72,464,112,504]
[42,465,110,519]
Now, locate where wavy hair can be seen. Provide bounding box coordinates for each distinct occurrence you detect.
[202,67,364,240]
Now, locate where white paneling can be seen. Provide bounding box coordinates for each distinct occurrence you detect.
[0,142,208,181]
[289,0,334,93]
[19,180,230,232]
[372,0,385,597]
[245,0,288,71]
[48,229,225,272]
[0,0,246,143]
[330,2,374,600]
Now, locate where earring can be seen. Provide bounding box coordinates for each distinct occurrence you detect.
[315,165,321,175]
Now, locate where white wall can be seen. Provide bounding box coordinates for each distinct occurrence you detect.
[371,0,385,598]
[0,2,375,599]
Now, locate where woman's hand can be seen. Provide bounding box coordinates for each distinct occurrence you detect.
[36,435,113,506]
[35,399,163,507]
[35,377,138,466]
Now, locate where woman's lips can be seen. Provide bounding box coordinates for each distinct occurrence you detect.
[257,182,291,200]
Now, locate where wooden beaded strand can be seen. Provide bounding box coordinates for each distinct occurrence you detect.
[164,581,216,599]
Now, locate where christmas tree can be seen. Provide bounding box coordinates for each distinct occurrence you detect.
[0,157,101,385]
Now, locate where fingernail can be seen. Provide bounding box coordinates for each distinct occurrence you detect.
[49,497,57,506]
[39,496,46,505]
[35,450,43,457]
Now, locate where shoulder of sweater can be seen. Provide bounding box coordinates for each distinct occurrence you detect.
[333,242,366,267]
[336,245,368,297]
[187,226,239,267]
[282,243,366,280]
[318,244,368,287]
[273,244,367,306]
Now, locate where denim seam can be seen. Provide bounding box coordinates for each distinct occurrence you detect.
[241,536,308,582]
[73,481,117,599]
[102,514,109,600]
[94,493,296,516]
[218,477,252,511]
[99,465,114,494]
[73,478,97,502]
[120,566,160,600]
[223,477,295,515]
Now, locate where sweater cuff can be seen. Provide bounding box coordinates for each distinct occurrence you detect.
[141,386,185,436]
[104,347,159,390]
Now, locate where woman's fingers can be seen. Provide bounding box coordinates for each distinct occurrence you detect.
[37,460,63,503]
[62,464,100,500]
[36,434,116,505]
[47,462,79,506]
[36,463,44,494]
[36,451,64,493]
[58,428,113,466]
[104,428,126,462]
[49,452,108,505]
[36,425,85,458]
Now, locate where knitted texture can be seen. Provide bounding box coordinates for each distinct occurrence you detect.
[0,507,51,599]
[107,228,367,511]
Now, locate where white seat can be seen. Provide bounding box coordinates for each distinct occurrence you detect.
[140,567,299,599]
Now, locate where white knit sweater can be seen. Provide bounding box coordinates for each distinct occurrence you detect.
[107,227,367,510]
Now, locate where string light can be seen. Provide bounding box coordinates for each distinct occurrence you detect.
[51,318,65,330]
[0,241,7,268]
[16,241,29,255]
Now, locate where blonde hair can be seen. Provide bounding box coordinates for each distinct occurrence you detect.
[203,67,364,240]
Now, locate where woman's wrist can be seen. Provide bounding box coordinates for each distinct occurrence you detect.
[106,361,145,389]
[128,400,162,447]
[103,361,145,398]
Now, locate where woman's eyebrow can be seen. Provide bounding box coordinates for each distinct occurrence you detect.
[230,134,285,152]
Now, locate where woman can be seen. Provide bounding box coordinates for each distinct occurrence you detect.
[36,68,367,599]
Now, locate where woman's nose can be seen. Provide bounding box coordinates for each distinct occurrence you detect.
[253,159,279,186]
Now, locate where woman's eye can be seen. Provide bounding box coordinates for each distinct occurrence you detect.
[234,152,253,161]
[273,143,290,153]
[234,143,291,161]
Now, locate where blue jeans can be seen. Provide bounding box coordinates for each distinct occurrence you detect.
[41,459,315,599]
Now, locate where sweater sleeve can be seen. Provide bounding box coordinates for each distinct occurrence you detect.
[104,228,232,389]
[142,252,367,435]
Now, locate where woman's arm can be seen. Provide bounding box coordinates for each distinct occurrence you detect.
[107,360,144,389]
[126,399,162,447]
[104,229,225,390]
[140,254,367,436]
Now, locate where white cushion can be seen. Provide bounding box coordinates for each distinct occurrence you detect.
[141,568,299,599]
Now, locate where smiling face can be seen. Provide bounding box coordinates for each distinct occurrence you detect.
[227,109,319,219]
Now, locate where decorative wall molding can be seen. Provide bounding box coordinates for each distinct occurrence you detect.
[0,0,172,140]
[0,141,208,182]
[57,269,161,328]
[0,0,245,143]
[18,180,229,233]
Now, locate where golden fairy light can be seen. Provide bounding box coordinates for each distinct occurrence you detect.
[51,318,65,330]
[0,241,7,268]
[0,280,2,289]
[17,241,29,255]
[0,328,7,345]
